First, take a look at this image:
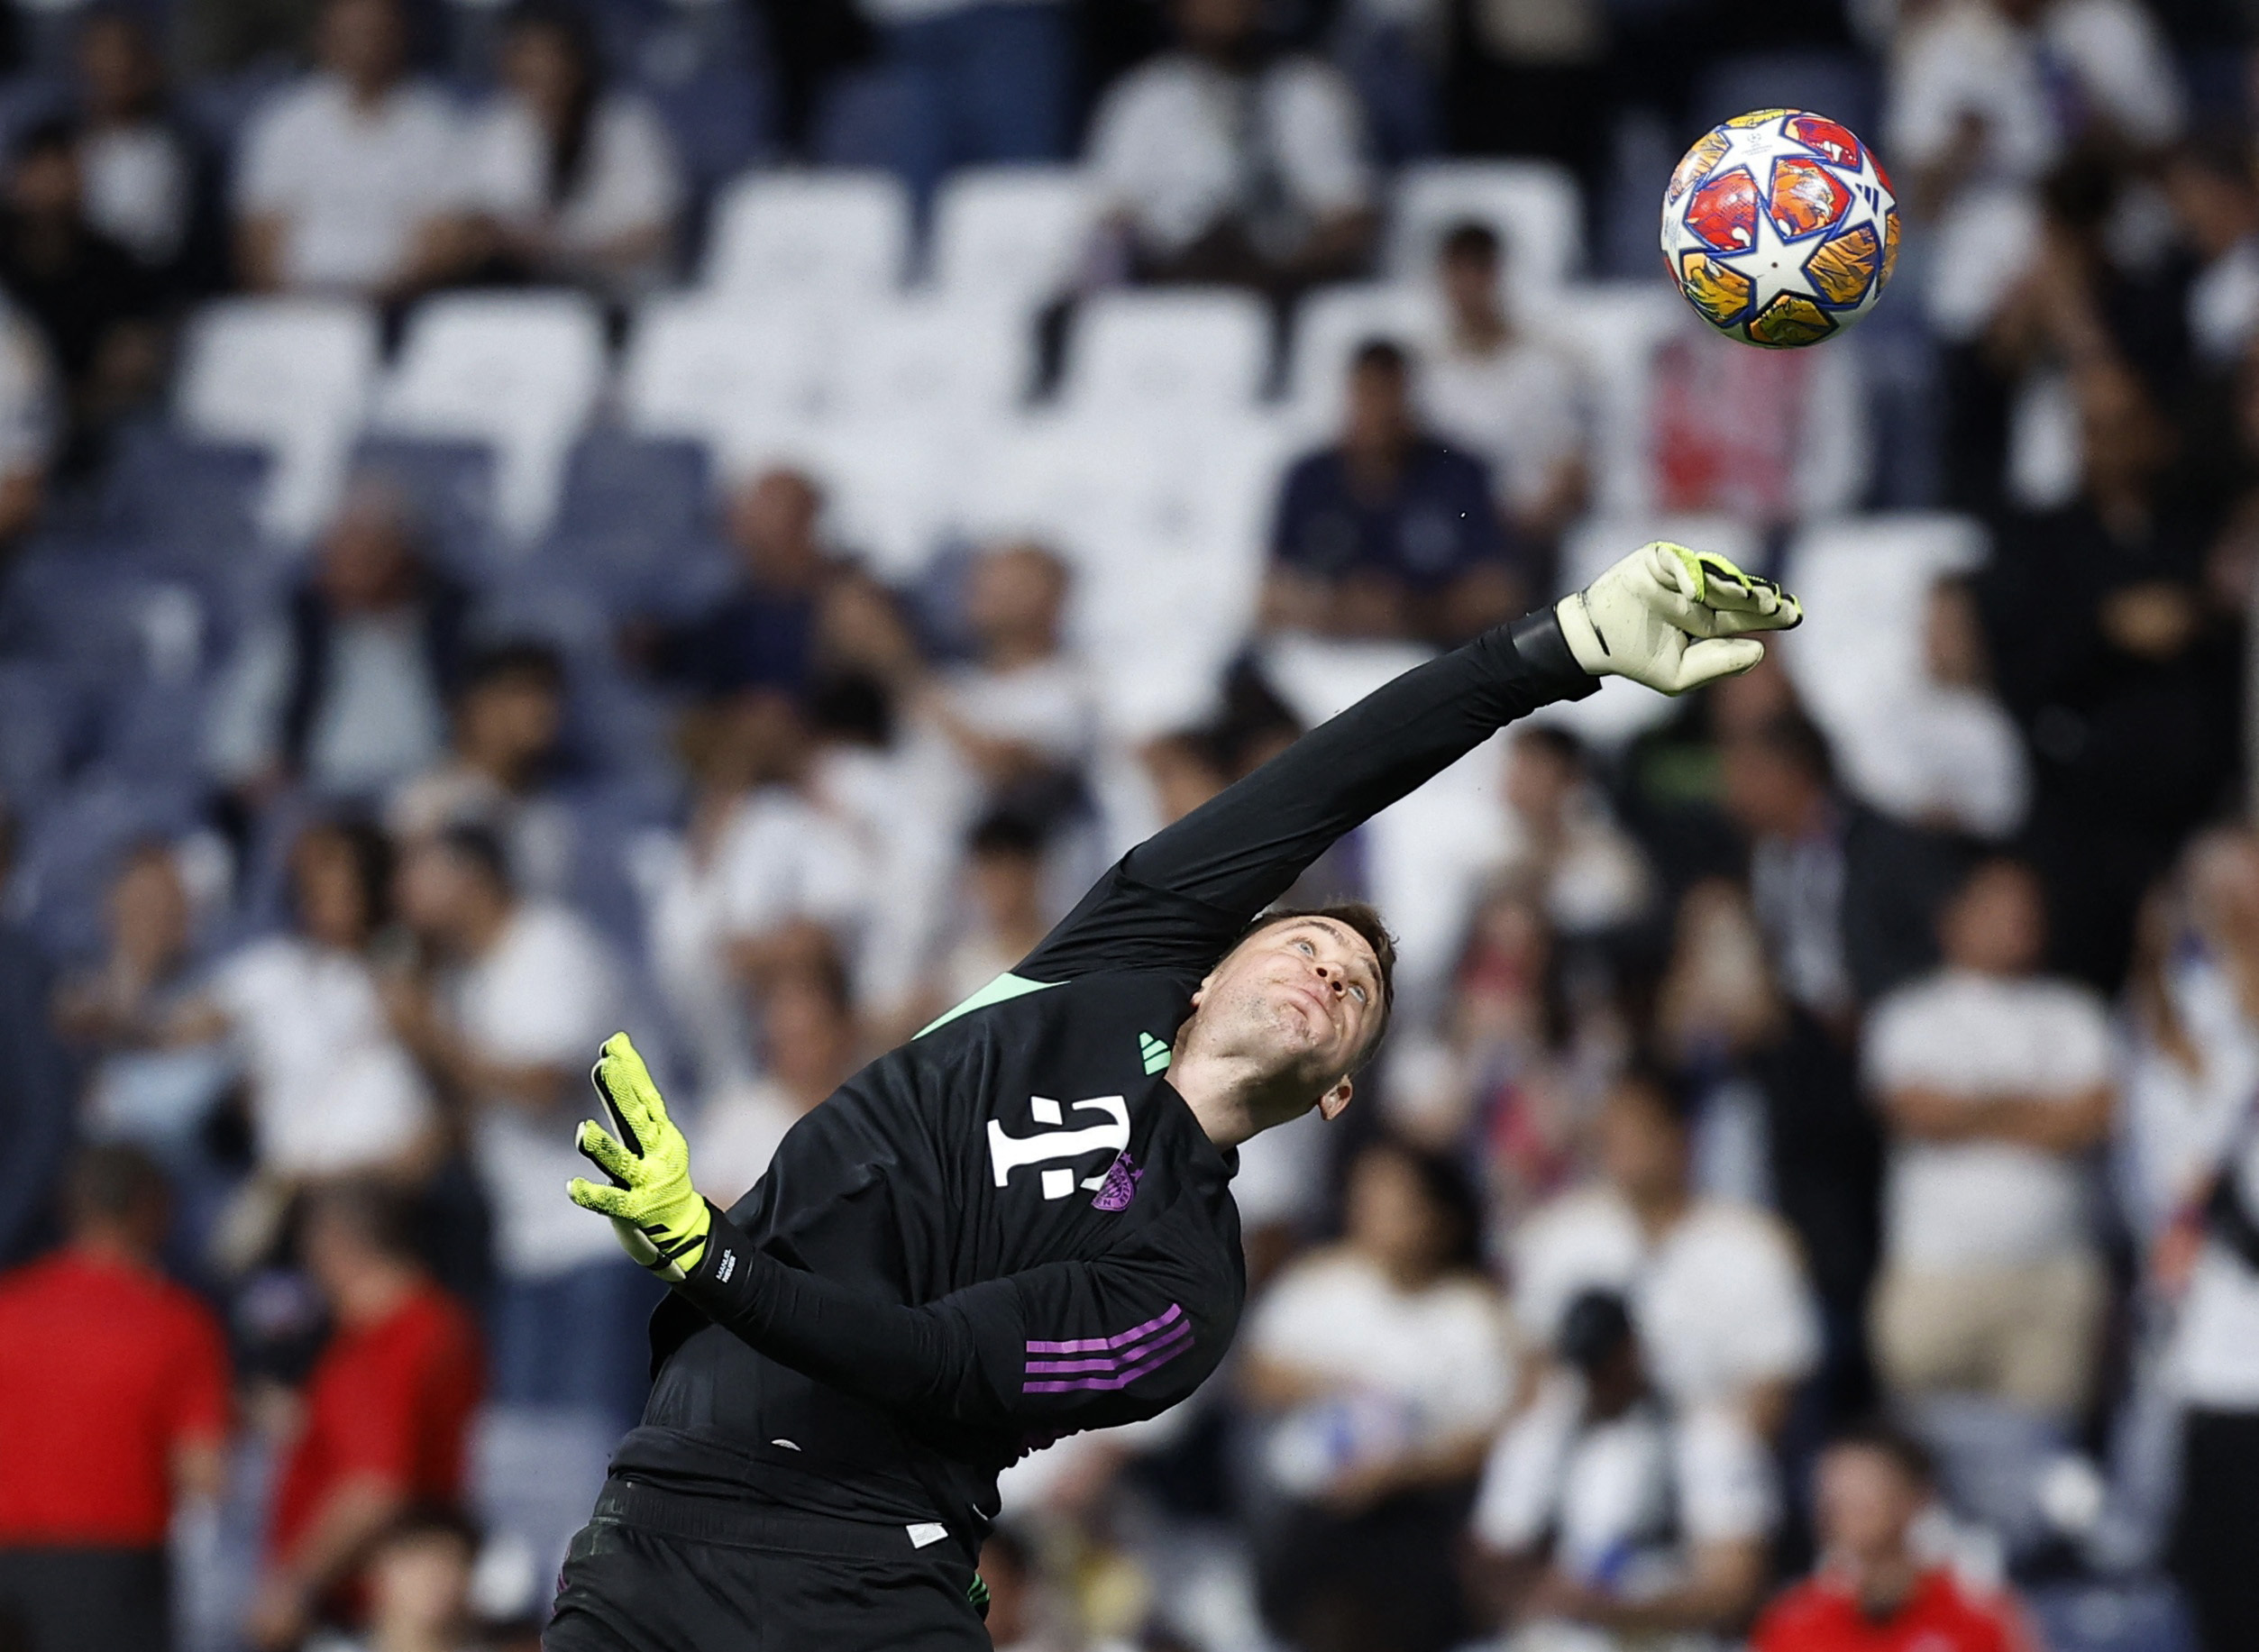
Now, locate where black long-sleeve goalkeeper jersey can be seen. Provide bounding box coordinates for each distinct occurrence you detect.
[607,612,1596,1554]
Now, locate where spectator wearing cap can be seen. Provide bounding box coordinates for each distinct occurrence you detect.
[1864,858,2114,1424]
[389,824,647,1433]
[388,640,573,899]
[1086,0,1375,297]
[1265,339,1519,647]
[1508,1063,1820,1438]
[250,1181,481,1652]
[461,3,684,299]
[1751,1423,2035,1652]
[1421,221,1591,563]
[0,1145,230,1652]
[1468,1290,1775,1649]
[1242,1136,1514,1652]
[233,0,476,297]
[205,479,469,807]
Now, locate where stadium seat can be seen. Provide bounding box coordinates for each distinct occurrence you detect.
[99,424,271,569]
[370,291,608,545]
[927,165,1094,312]
[1281,281,1441,435]
[174,297,380,543]
[829,298,1030,427]
[620,296,836,454]
[350,435,502,577]
[973,416,1286,738]
[1063,288,1271,422]
[784,420,980,583]
[1781,511,1989,803]
[1387,160,1584,297]
[700,169,910,301]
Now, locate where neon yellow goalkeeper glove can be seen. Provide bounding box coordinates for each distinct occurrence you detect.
[1554,541,1802,696]
[566,1033,711,1282]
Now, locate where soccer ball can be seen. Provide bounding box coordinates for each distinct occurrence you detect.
[1661,109,1898,348]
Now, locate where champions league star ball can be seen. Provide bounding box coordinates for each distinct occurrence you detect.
[1661,109,1898,348]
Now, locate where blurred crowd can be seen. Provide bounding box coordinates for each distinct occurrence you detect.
[0,1,2256,1651]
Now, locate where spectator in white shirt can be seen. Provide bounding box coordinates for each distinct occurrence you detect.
[1850,577,2030,842]
[1420,221,1590,554]
[233,0,476,297]
[1865,856,2114,1419]
[1243,1136,1514,1652]
[1509,1064,1821,1437]
[695,952,857,1209]
[640,693,876,1095]
[389,824,652,1433]
[2088,835,2259,1570]
[462,3,684,298]
[388,641,573,899]
[128,823,435,1201]
[2165,134,2259,372]
[1884,0,2184,341]
[1468,1291,1775,1650]
[1086,0,1376,295]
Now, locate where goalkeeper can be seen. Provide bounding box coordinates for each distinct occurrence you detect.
[547,544,1800,1651]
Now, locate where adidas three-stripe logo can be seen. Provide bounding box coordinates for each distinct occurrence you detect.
[1138,1033,1171,1075]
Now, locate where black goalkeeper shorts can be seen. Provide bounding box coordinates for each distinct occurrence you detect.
[544,1479,988,1652]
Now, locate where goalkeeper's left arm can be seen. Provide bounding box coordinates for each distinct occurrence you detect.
[568,1036,1228,1433]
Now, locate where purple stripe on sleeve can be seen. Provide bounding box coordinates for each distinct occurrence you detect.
[1022,1328,1195,1394]
[1025,1320,1194,1376]
[1025,1302,1184,1355]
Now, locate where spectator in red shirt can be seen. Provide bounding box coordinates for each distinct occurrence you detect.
[1751,1423,2037,1652]
[248,1180,481,1652]
[0,1144,230,1652]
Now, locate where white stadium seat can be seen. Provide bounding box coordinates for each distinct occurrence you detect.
[371,291,607,543]
[1065,288,1270,421]
[1781,512,1991,806]
[702,169,911,302]
[1387,160,1584,297]
[621,297,836,451]
[173,297,380,541]
[828,298,1029,426]
[928,165,1094,313]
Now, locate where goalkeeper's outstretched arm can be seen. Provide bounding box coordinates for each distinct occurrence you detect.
[1016,542,1802,978]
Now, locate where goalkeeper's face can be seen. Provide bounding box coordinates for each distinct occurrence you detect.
[1184,917,1385,1117]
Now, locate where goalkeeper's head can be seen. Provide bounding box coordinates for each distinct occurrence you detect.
[1173,902,1397,1143]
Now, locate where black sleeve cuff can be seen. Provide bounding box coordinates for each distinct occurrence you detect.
[1508,607,1601,702]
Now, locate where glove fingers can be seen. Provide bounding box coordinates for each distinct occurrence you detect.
[1674,635,1769,691]
[592,1032,668,1154]
[575,1118,639,1187]
[567,1175,635,1219]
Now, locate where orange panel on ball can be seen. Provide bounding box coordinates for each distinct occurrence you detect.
[1746,293,1835,347]
[1806,225,1879,306]
[1678,252,1753,326]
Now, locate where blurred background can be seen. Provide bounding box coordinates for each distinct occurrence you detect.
[0,0,2254,1648]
